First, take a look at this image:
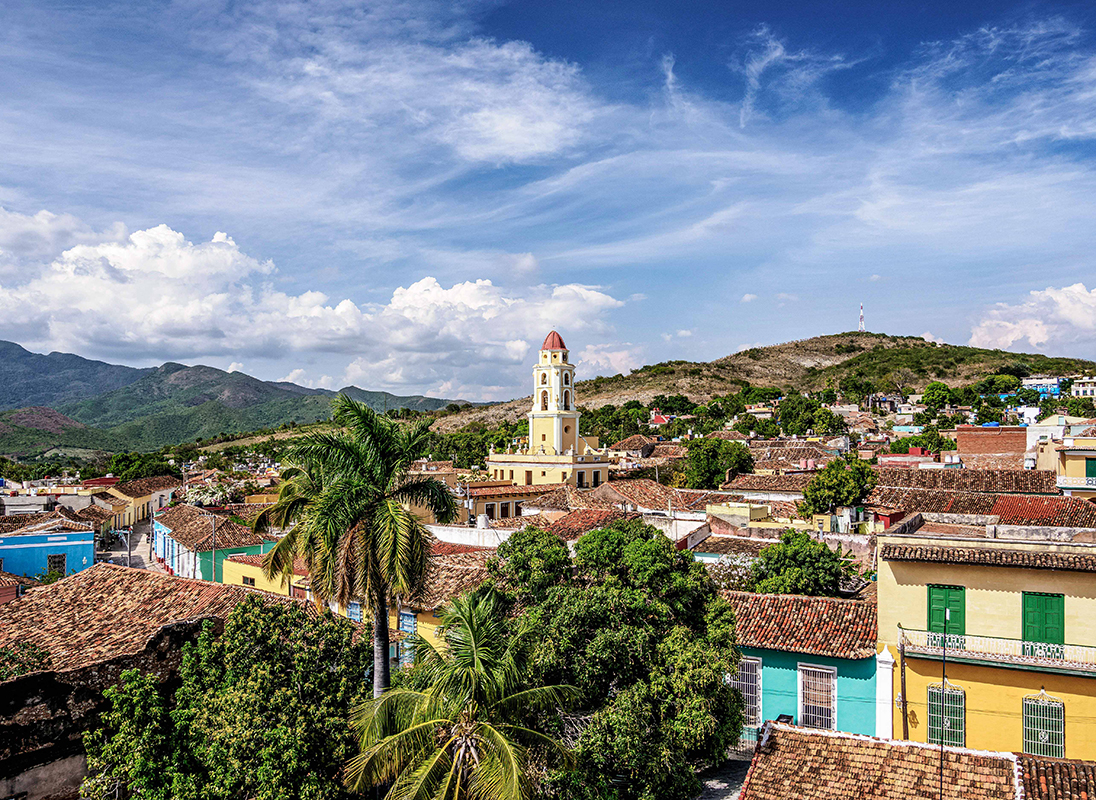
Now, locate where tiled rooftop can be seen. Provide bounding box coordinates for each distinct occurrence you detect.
[1019,754,1096,800]
[523,485,594,511]
[0,563,315,673]
[881,544,1096,573]
[692,535,769,557]
[867,489,1096,527]
[111,475,182,499]
[608,434,656,451]
[874,467,1058,495]
[722,591,877,660]
[465,482,566,498]
[407,550,495,612]
[721,474,814,493]
[546,508,639,541]
[740,724,1018,800]
[156,504,271,551]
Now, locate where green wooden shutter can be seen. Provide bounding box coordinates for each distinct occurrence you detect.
[928,585,965,635]
[1023,593,1065,645]
[1086,458,1096,479]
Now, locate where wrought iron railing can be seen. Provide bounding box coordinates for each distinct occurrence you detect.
[900,627,1096,673]
[1057,475,1096,488]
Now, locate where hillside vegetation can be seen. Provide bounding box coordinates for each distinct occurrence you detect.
[0,407,122,458]
[0,340,150,411]
[431,332,1096,432]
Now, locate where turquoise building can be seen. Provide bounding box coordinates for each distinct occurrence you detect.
[153,503,275,582]
[724,591,882,738]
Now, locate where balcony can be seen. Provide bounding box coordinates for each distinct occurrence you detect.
[899,628,1096,674]
[1057,475,1096,489]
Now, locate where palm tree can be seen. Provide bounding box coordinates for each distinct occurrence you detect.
[255,394,457,697]
[346,590,574,800]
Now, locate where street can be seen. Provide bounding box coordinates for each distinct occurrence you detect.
[99,517,163,572]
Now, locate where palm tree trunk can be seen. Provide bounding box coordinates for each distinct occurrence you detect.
[373,590,391,698]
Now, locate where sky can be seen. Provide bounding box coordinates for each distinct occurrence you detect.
[1,0,1096,401]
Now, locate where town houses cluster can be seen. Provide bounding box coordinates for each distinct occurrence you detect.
[4,331,1096,799]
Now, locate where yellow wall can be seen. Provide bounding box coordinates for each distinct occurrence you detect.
[390,608,445,644]
[890,646,1096,759]
[220,558,293,596]
[877,556,1096,646]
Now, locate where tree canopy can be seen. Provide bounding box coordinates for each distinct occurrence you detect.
[683,438,753,489]
[747,531,858,596]
[798,455,877,515]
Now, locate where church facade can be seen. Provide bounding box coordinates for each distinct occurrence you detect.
[486,331,606,489]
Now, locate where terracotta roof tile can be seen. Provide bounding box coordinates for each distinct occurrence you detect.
[0,512,53,533]
[706,430,749,441]
[155,504,271,551]
[0,570,38,587]
[608,434,656,451]
[0,563,316,673]
[874,467,1059,495]
[465,482,566,499]
[1018,755,1096,800]
[407,550,495,612]
[721,474,814,492]
[722,591,877,660]
[523,485,595,511]
[648,443,687,459]
[866,489,1096,527]
[881,544,1096,573]
[111,475,182,499]
[740,724,1018,800]
[546,509,640,541]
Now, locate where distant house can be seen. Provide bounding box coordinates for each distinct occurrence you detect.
[153,504,275,582]
[0,513,95,579]
[0,570,38,604]
[107,475,182,526]
[607,434,656,459]
[723,592,880,741]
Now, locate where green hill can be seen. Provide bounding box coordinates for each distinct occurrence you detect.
[0,407,122,459]
[0,341,150,411]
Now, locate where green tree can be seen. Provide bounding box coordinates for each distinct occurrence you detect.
[798,455,877,515]
[106,452,182,482]
[684,438,754,489]
[256,394,457,697]
[346,591,574,800]
[921,381,951,411]
[811,408,848,436]
[517,519,742,800]
[487,526,571,605]
[82,597,371,800]
[747,531,857,596]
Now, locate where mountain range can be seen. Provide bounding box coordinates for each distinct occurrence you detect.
[0,341,471,458]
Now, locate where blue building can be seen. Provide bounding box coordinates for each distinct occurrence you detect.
[724,591,883,739]
[0,516,95,578]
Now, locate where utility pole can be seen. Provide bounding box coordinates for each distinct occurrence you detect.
[940,607,949,800]
[200,512,217,582]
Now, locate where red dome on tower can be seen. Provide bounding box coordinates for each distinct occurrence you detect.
[541,330,567,351]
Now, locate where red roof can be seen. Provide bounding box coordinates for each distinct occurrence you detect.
[723,591,878,660]
[541,330,567,350]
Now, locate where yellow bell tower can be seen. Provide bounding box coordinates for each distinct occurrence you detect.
[529,331,580,455]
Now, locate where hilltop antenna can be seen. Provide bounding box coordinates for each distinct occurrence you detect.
[859,303,865,333]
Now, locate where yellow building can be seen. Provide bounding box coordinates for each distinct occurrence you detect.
[1048,428,1096,500]
[106,475,182,526]
[877,524,1096,759]
[485,331,605,489]
[222,553,309,597]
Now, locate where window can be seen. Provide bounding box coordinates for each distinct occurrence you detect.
[347,601,362,623]
[500,502,511,519]
[1023,693,1065,758]
[47,553,66,575]
[541,391,549,411]
[485,503,496,520]
[1023,592,1065,659]
[399,611,417,667]
[576,471,586,488]
[1087,458,1096,479]
[242,576,256,587]
[928,682,965,747]
[0,558,3,572]
[541,372,547,385]
[927,585,966,648]
[592,471,601,487]
[564,373,570,385]
[798,664,836,730]
[509,470,514,481]
[563,390,570,410]
[730,657,762,730]
[525,471,533,485]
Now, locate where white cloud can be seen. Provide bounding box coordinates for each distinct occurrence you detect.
[227,362,244,372]
[776,293,798,303]
[870,274,882,282]
[0,220,625,394]
[921,331,945,344]
[969,283,1096,350]
[577,343,642,377]
[279,368,309,385]
[741,293,758,303]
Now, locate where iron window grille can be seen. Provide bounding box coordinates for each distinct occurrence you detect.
[47,553,66,575]
[798,664,837,730]
[347,601,362,623]
[730,657,763,730]
[1023,692,1065,758]
[928,681,966,747]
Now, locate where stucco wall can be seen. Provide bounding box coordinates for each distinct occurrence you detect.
[740,646,877,736]
[877,557,1096,645]
[891,647,1096,759]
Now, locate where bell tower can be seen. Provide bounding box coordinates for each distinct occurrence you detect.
[529,331,580,455]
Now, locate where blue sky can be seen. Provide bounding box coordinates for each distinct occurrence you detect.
[1,0,1095,400]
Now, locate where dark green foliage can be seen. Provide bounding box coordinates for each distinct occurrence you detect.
[921,381,951,410]
[799,455,877,515]
[81,597,371,800]
[105,452,182,481]
[488,526,571,605]
[888,427,957,454]
[747,531,858,596]
[684,438,753,489]
[0,340,149,412]
[501,519,742,800]
[0,641,52,680]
